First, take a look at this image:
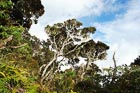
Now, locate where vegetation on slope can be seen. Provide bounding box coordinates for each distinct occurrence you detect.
[0,0,140,93]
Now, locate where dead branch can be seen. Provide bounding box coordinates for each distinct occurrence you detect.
[113,52,117,68]
[0,35,13,48]
[10,43,27,48]
[112,51,117,82]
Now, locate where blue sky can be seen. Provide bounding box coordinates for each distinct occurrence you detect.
[29,0,140,68]
[79,0,128,24]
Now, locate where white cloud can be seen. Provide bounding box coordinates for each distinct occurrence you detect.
[39,0,124,24]
[29,0,122,39]
[29,23,48,40]
[40,0,104,24]
[94,0,140,68]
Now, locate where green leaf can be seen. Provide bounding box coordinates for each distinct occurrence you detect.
[0,72,6,77]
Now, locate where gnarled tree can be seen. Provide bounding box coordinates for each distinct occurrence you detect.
[39,19,109,84]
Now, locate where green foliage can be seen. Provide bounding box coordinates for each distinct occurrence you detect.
[0,63,27,92]
[0,25,24,39]
[10,0,44,28]
[0,1,13,9]
[0,0,45,92]
[0,13,9,19]
[98,64,140,93]
[113,65,140,92]
[0,0,45,65]
[0,62,44,93]
[131,55,140,66]
[54,70,76,93]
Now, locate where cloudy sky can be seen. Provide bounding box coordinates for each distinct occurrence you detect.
[29,0,140,68]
